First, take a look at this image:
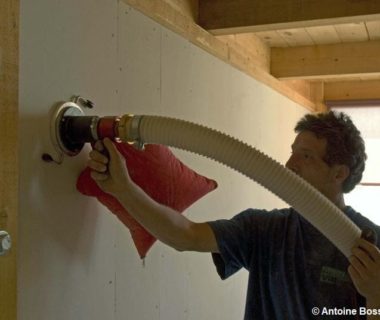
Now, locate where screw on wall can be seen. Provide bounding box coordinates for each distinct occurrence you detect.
[0,230,12,256]
[41,152,64,164]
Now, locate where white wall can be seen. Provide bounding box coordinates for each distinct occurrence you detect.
[19,1,306,319]
[333,107,380,225]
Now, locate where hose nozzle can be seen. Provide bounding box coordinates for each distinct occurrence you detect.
[49,99,145,158]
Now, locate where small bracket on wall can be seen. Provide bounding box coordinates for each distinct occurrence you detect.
[72,96,95,109]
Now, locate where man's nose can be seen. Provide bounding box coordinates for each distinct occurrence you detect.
[285,154,299,173]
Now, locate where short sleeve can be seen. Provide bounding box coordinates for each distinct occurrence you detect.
[207,209,258,279]
[208,208,290,280]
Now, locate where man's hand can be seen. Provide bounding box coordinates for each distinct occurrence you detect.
[348,237,380,306]
[88,138,131,197]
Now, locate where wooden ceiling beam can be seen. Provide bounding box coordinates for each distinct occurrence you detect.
[324,80,380,101]
[271,41,380,79]
[199,0,380,35]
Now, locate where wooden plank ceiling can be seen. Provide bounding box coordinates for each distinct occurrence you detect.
[125,0,380,111]
[199,0,380,108]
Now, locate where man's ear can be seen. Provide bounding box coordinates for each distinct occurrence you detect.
[334,165,350,183]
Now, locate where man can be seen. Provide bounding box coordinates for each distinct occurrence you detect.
[88,111,380,319]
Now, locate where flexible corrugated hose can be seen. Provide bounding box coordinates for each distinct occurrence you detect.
[117,115,361,258]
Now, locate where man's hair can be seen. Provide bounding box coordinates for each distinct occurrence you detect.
[294,111,366,193]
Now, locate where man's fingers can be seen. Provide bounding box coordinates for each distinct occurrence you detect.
[94,140,105,152]
[349,256,367,280]
[103,138,119,158]
[348,264,360,281]
[90,171,109,181]
[352,247,374,269]
[356,238,380,263]
[88,159,108,173]
[89,150,109,164]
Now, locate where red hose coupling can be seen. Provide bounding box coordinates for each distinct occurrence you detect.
[97,116,121,141]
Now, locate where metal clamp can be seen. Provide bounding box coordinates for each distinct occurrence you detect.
[117,114,145,150]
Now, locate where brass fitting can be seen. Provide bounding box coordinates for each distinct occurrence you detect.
[117,114,145,149]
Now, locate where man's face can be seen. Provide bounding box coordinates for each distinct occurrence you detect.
[285,131,339,196]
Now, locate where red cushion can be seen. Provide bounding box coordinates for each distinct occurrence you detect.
[77,142,217,258]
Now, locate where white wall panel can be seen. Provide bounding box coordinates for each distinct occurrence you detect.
[19,1,306,319]
[19,0,119,319]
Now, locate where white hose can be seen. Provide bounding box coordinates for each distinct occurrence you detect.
[123,115,360,258]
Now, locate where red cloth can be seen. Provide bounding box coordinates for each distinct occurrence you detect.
[77,142,217,258]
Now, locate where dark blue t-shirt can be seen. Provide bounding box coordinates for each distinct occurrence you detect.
[208,206,380,320]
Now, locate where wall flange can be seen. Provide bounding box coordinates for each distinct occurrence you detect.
[50,101,86,157]
[43,96,118,164]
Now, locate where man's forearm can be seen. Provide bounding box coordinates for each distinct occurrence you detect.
[115,184,194,251]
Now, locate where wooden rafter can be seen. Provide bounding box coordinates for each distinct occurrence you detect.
[324,80,380,101]
[271,41,380,80]
[199,0,380,35]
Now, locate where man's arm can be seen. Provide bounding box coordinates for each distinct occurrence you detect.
[88,138,219,253]
[348,238,380,319]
